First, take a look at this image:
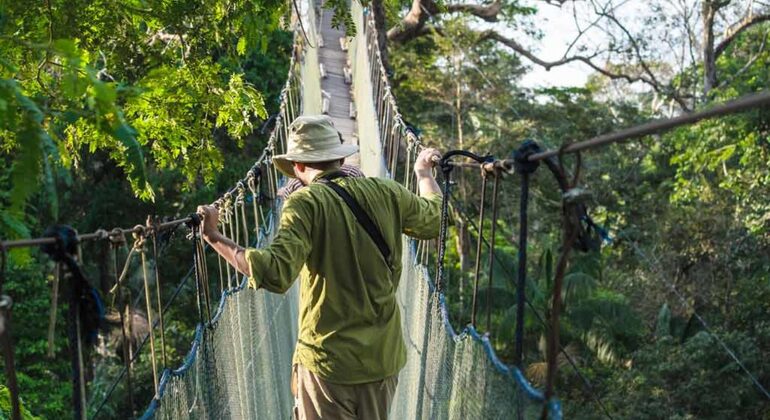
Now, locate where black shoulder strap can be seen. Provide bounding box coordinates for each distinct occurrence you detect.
[317,178,391,264]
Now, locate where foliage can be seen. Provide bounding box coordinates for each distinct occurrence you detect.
[0,0,286,238]
[389,2,770,417]
[0,0,292,417]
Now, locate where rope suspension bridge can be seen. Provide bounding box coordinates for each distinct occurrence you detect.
[1,1,770,419]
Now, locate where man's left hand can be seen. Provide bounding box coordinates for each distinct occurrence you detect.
[197,205,220,239]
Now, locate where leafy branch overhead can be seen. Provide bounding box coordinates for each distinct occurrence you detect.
[0,0,283,237]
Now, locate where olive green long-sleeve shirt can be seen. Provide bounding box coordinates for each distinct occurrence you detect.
[245,173,442,384]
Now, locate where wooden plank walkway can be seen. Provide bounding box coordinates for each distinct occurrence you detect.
[318,5,359,167]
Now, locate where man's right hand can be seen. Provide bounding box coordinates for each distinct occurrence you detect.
[414,148,442,197]
[414,148,441,179]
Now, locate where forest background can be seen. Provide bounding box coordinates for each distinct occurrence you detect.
[1,0,769,418]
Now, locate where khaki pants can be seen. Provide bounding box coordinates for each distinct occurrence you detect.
[291,364,398,420]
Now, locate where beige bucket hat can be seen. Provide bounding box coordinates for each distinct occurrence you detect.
[272,115,359,178]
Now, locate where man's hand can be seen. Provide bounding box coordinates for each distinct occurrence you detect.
[197,205,220,240]
[414,148,442,197]
[414,148,441,179]
[196,204,252,278]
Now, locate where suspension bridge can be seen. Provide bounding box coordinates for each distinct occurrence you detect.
[2,0,770,419]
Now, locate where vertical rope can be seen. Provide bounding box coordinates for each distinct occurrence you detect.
[222,195,233,288]
[134,228,159,395]
[232,193,241,247]
[514,171,529,369]
[198,233,212,318]
[470,173,488,327]
[485,172,501,332]
[47,262,60,358]
[435,165,453,295]
[238,183,249,247]
[109,233,135,415]
[147,219,168,368]
[73,286,87,420]
[190,225,205,325]
[404,142,414,190]
[247,171,262,241]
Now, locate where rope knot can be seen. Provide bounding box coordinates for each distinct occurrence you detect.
[236,182,246,203]
[94,229,109,240]
[131,225,146,250]
[108,228,126,248]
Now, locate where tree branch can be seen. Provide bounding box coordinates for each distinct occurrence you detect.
[478,29,692,111]
[445,0,502,22]
[715,13,770,57]
[387,0,437,43]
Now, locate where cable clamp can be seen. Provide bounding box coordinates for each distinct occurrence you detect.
[513,139,542,175]
[41,225,79,263]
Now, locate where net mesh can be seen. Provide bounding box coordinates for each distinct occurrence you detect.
[392,240,549,419]
[139,0,560,417]
[146,282,299,419]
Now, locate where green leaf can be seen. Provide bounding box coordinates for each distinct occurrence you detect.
[237,37,248,55]
[110,120,147,190]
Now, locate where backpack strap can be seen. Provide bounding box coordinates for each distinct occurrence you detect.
[316,176,391,264]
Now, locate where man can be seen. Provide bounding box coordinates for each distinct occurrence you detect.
[197,115,442,420]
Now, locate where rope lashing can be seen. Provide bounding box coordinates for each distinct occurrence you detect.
[132,226,160,396]
[542,147,583,420]
[41,225,105,420]
[0,244,21,420]
[435,150,493,295]
[108,228,135,416]
[147,217,168,368]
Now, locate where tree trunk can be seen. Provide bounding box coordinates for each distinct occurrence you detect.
[702,1,719,97]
